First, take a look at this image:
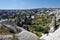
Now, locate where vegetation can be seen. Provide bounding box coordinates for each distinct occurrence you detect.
[0,28,11,35]
[0,28,20,35]
[0,8,60,40]
[0,11,54,37]
[32,24,49,33]
[28,14,53,37]
[57,19,60,24]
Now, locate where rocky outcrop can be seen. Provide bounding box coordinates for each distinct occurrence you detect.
[15,31,40,40]
[46,25,60,40]
[0,35,13,40]
[49,16,56,33]
[40,25,60,40]
[49,10,60,21]
[40,15,60,40]
[0,31,40,40]
[0,23,40,40]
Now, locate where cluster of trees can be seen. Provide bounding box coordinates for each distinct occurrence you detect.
[15,15,32,31]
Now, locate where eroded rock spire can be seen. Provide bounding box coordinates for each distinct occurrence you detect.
[49,16,56,33]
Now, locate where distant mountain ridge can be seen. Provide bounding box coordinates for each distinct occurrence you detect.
[0,8,59,19]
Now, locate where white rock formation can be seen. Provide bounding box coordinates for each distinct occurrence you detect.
[49,16,56,33]
[40,15,60,40]
[0,20,40,40]
[16,31,40,40]
[0,28,40,40]
[49,10,60,21]
[40,25,60,40]
[46,26,60,40]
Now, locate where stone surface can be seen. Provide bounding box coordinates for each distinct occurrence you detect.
[0,35,13,40]
[40,25,60,40]
[0,25,40,40]
[46,26,60,40]
[49,10,60,21]
[16,31,40,40]
[49,16,56,33]
[40,16,60,40]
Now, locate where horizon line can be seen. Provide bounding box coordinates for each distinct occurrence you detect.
[0,8,60,10]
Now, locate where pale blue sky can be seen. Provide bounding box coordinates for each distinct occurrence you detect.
[0,0,60,9]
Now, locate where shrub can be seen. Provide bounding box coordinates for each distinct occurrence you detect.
[34,31,42,37]
[32,24,49,34]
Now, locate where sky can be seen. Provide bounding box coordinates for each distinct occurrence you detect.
[0,0,60,9]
